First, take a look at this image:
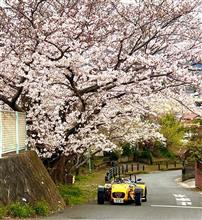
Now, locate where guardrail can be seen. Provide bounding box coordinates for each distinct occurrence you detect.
[105,161,183,182]
[0,110,27,158]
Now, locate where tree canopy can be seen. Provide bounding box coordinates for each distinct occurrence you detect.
[0,0,201,173]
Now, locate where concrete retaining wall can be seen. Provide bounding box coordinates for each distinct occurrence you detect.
[182,165,195,181]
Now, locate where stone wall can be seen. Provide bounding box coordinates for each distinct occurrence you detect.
[0,151,65,211]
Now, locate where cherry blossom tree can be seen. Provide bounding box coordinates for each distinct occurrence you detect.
[0,0,202,181]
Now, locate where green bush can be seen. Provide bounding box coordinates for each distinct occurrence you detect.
[159,113,185,150]
[159,147,175,159]
[34,201,49,216]
[9,202,35,218]
[58,184,84,205]
[0,207,7,219]
[122,143,133,156]
[139,150,153,164]
[109,151,119,161]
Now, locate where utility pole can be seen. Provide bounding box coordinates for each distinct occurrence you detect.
[88,148,92,173]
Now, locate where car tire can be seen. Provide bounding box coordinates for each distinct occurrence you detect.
[97,187,105,204]
[135,189,142,206]
[142,188,147,202]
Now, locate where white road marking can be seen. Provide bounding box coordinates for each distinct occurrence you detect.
[173,194,192,206]
[151,205,202,209]
[176,198,191,202]
[173,194,186,198]
[180,202,192,206]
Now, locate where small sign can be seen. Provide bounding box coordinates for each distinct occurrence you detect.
[114,198,124,204]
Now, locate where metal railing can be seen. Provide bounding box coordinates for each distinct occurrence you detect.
[105,161,182,182]
[0,110,27,158]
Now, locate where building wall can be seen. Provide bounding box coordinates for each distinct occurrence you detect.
[195,161,202,189]
[0,111,26,157]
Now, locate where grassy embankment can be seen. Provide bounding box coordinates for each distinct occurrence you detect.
[58,169,106,206]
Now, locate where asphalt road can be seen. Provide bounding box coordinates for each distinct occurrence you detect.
[39,170,202,220]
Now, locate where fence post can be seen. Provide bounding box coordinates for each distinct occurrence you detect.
[16,112,20,154]
[118,166,121,178]
[143,165,145,171]
[158,163,160,170]
[137,163,139,171]
[131,164,133,172]
[174,161,177,168]
[0,111,2,158]
[126,164,128,172]
[122,165,124,174]
[166,162,168,169]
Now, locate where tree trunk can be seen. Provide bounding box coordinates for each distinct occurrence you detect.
[48,155,67,184]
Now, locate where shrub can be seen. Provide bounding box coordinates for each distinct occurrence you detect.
[58,184,84,205]
[9,202,35,218]
[34,201,49,216]
[122,143,133,157]
[0,207,7,219]
[159,147,175,159]
[109,151,120,161]
[139,150,153,164]
[159,113,185,150]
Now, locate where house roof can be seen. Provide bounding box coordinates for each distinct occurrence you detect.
[182,112,200,121]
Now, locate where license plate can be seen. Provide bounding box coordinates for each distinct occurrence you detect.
[114,198,124,204]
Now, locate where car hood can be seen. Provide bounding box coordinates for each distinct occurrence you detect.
[112,183,131,192]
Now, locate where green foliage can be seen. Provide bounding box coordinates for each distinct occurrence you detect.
[139,149,153,164]
[159,147,176,159]
[9,202,35,218]
[58,169,106,206]
[104,150,120,161]
[133,149,141,162]
[58,184,84,205]
[187,143,202,161]
[75,175,88,182]
[0,207,7,219]
[33,201,49,216]
[109,151,120,161]
[192,118,202,125]
[140,150,151,159]
[159,113,185,150]
[122,143,133,156]
[186,130,202,161]
[182,117,202,161]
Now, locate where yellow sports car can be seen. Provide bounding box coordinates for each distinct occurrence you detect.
[97,177,147,205]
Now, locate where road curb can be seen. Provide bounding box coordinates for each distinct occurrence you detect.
[175,177,196,189]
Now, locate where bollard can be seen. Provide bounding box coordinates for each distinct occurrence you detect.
[166,162,168,169]
[158,163,160,170]
[131,164,134,172]
[143,165,145,171]
[137,163,139,171]
[174,161,177,168]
